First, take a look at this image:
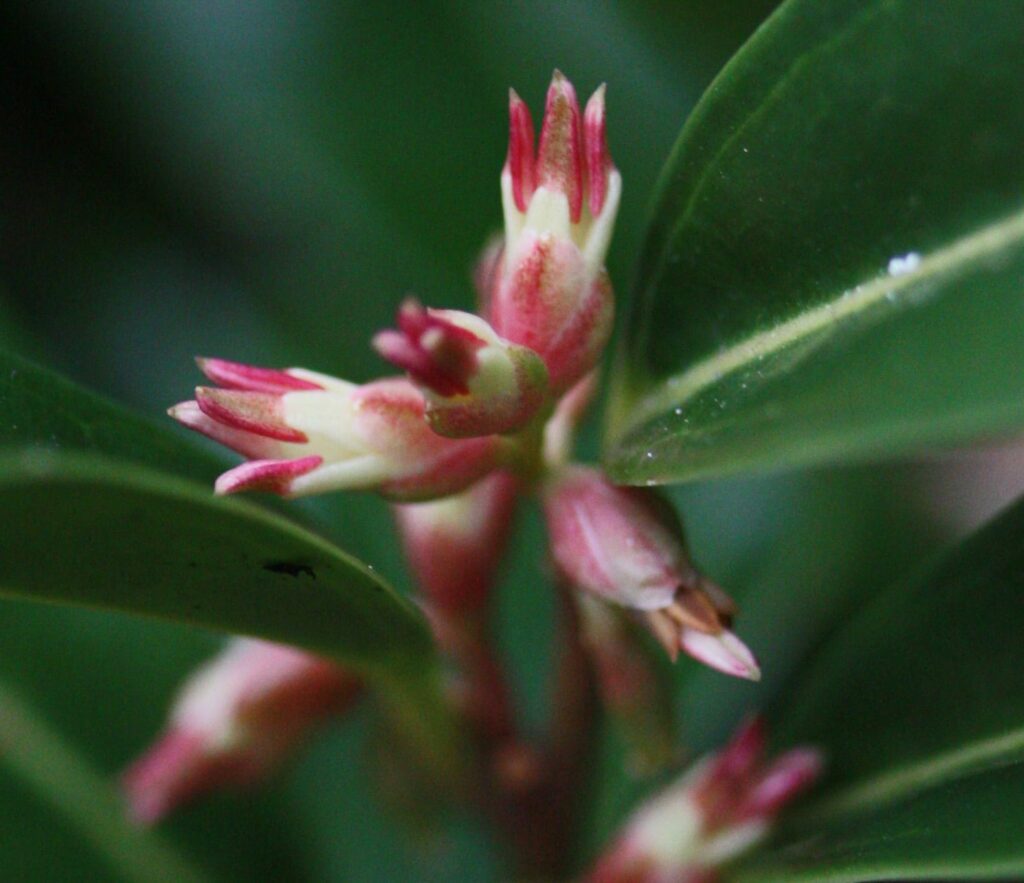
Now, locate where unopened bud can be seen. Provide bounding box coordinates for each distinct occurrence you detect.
[543,467,758,680]
[171,358,506,500]
[493,72,620,394]
[122,639,360,824]
[586,717,823,882]
[374,300,548,438]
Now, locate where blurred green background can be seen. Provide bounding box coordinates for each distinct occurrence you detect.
[1,1,1010,880]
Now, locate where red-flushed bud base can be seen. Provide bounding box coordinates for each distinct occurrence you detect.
[394,471,520,613]
[491,233,613,396]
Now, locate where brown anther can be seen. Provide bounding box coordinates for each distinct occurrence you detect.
[644,609,681,662]
[665,585,724,635]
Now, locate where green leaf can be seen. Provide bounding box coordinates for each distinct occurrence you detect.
[734,761,1024,883]
[732,487,1024,880]
[605,0,1024,484]
[0,679,213,883]
[0,448,431,679]
[0,347,221,479]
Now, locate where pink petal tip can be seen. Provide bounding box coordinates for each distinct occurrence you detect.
[537,70,584,222]
[196,387,307,443]
[196,357,323,394]
[215,456,323,496]
[507,88,536,212]
[584,84,612,216]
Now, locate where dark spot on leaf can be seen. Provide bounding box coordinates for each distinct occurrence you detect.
[263,561,317,580]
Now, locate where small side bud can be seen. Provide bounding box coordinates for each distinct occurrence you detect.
[122,639,360,824]
[472,234,505,318]
[585,717,823,882]
[374,301,548,438]
[543,371,599,467]
[543,467,758,679]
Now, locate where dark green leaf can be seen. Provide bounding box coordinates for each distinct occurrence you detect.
[0,347,221,478]
[606,0,1024,484]
[733,486,1024,879]
[734,760,1024,883]
[0,449,431,679]
[0,679,213,883]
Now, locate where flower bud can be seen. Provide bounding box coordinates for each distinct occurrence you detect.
[122,638,360,824]
[374,299,548,438]
[543,467,759,680]
[586,718,823,883]
[170,358,506,500]
[393,471,519,613]
[490,72,621,394]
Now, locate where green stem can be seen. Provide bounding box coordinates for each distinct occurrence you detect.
[0,679,212,883]
[375,661,471,795]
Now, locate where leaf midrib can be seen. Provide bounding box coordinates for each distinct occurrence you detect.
[793,726,1024,829]
[612,204,1024,446]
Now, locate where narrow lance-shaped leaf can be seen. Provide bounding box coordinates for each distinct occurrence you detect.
[0,450,432,680]
[605,0,1024,484]
[731,486,1024,881]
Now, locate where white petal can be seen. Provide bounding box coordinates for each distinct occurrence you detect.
[680,628,761,681]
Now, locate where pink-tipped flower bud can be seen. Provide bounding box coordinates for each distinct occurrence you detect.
[543,467,759,680]
[393,471,519,613]
[122,638,360,824]
[374,300,548,438]
[491,72,621,394]
[586,717,823,883]
[170,358,506,500]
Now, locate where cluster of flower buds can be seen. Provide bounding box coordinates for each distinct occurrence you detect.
[122,639,360,824]
[544,467,760,680]
[152,74,767,832]
[586,718,823,882]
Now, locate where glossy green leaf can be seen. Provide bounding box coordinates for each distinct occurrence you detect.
[0,347,221,479]
[605,0,1024,484]
[731,487,1024,879]
[0,449,431,679]
[734,760,1024,883]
